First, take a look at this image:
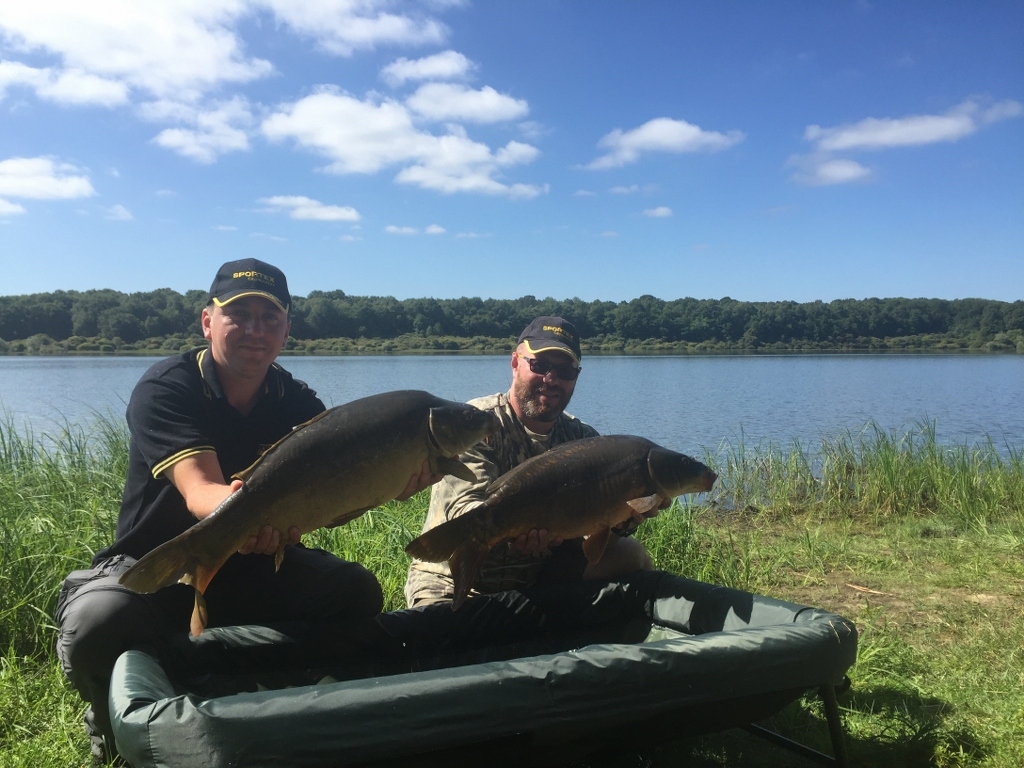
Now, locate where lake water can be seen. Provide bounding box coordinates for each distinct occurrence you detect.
[1,354,1022,456]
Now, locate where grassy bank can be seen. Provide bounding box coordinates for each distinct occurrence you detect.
[1,419,1022,767]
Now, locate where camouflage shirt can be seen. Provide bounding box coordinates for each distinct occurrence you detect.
[404,391,598,607]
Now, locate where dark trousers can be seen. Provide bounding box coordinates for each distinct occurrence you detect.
[55,546,383,752]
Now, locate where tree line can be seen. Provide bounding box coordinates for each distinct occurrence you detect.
[1,288,1022,354]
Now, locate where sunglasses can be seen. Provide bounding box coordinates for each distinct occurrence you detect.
[517,353,582,381]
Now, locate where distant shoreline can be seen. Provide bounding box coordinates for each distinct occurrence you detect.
[1,333,1021,357]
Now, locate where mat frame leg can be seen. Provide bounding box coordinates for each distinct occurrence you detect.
[741,680,850,767]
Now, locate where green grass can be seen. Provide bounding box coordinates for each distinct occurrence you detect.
[1,417,1022,767]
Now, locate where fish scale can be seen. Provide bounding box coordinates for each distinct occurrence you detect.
[405,434,717,609]
[119,389,500,635]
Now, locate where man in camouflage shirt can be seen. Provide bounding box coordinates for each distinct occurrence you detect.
[405,316,658,607]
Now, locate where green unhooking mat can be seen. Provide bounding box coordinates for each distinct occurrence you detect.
[109,571,857,767]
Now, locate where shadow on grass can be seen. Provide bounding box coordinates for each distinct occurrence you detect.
[564,684,986,768]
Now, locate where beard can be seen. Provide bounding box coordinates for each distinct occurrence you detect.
[512,375,573,424]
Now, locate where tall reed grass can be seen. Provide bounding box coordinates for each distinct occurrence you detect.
[0,417,126,658]
[700,421,1023,528]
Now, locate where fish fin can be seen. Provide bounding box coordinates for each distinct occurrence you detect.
[435,456,476,483]
[189,560,220,595]
[327,506,372,528]
[119,531,226,596]
[190,591,209,637]
[448,544,489,611]
[405,512,477,562]
[232,410,332,482]
[582,527,612,564]
[626,493,663,516]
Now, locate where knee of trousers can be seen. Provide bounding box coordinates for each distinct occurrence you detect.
[57,583,167,694]
[315,559,385,619]
[281,547,385,619]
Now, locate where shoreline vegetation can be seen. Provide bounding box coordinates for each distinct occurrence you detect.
[1,417,1021,766]
[1,290,1022,356]
[2,330,1024,357]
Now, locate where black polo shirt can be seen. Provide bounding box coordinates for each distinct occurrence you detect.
[95,347,325,565]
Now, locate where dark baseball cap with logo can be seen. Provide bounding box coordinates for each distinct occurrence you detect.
[208,258,290,314]
[517,316,582,364]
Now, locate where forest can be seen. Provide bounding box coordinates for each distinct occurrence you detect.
[1,288,1022,354]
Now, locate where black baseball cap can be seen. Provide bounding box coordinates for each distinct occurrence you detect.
[208,259,290,313]
[517,316,582,364]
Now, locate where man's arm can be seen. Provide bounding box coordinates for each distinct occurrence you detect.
[165,453,300,555]
[167,453,438,552]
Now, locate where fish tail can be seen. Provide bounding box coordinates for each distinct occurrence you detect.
[448,544,490,611]
[405,512,478,563]
[118,534,227,596]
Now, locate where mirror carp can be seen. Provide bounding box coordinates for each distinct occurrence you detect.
[119,389,500,635]
[405,435,717,609]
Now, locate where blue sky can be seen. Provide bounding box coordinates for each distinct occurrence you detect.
[1,1,1021,303]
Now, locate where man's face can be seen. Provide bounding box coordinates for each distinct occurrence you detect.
[202,296,290,380]
[510,345,579,424]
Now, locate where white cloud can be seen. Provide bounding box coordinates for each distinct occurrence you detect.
[811,158,871,185]
[262,88,544,197]
[425,224,445,234]
[214,224,237,231]
[0,61,128,106]
[517,120,546,141]
[0,3,272,104]
[263,89,427,174]
[609,185,639,195]
[381,50,474,86]
[259,195,360,221]
[643,206,672,218]
[339,233,361,241]
[979,99,1024,124]
[804,99,1022,152]
[261,0,447,57]
[0,156,95,199]
[151,97,253,163]
[806,112,974,151]
[0,2,455,163]
[105,204,133,220]
[156,189,176,197]
[587,117,744,170]
[0,198,27,216]
[573,189,596,197]
[792,98,1023,185]
[406,83,528,123]
[601,231,618,238]
[385,225,418,234]
[0,2,449,104]
[455,231,487,238]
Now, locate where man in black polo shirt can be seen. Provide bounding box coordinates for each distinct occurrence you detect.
[55,259,435,764]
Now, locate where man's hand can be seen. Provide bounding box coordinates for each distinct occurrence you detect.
[396,460,444,501]
[166,456,301,556]
[510,528,564,554]
[238,523,302,555]
[227,478,302,555]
